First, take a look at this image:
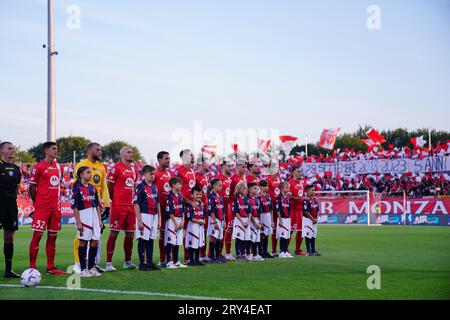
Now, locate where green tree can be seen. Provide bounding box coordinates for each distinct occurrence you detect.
[102,141,144,162]
[28,136,92,163]
[13,148,36,164]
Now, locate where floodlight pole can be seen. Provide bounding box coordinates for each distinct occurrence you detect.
[46,0,56,142]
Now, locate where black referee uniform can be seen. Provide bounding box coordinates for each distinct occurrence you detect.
[0,159,22,276]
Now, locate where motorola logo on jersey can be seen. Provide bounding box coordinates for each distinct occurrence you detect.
[226,187,230,195]
[50,175,59,186]
[275,188,280,195]
[125,178,134,187]
[189,180,195,188]
[164,182,171,192]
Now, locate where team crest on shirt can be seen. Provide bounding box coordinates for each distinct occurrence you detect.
[125,178,134,187]
[50,175,59,186]
[93,174,101,184]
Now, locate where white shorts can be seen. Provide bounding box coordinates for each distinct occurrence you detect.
[185,221,205,249]
[260,212,272,236]
[249,217,261,243]
[302,217,318,239]
[136,213,159,241]
[207,219,224,240]
[232,217,250,241]
[276,218,291,240]
[164,217,183,246]
[77,207,101,241]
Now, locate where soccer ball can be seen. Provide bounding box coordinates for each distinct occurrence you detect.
[21,268,41,287]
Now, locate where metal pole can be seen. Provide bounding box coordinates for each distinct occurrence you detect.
[73,150,76,165]
[47,0,56,142]
[428,128,432,152]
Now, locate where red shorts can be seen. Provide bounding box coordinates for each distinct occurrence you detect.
[291,205,303,231]
[32,208,61,232]
[110,205,135,232]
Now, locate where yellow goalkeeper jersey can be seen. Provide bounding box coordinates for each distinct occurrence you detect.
[74,159,111,208]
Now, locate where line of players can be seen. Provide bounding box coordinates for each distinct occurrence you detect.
[2,141,320,277]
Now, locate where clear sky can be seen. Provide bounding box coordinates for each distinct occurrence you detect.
[1,0,449,162]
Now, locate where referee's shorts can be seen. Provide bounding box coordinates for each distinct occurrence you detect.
[0,198,19,231]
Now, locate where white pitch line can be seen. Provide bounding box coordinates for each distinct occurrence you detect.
[0,284,229,300]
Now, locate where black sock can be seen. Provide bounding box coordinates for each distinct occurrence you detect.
[194,249,200,263]
[245,241,251,256]
[188,248,194,263]
[214,240,221,258]
[210,240,215,259]
[252,242,257,256]
[4,243,13,273]
[281,238,287,253]
[88,246,97,270]
[173,245,179,263]
[257,242,263,256]
[311,237,316,253]
[262,237,268,255]
[78,246,87,270]
[235,239,240,256]
[305,238,311,254]
[166,244,172,262]
[138,239,146,265]
[146,239,154,265]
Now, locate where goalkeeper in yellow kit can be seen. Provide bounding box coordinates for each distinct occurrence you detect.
[73,143,110,273]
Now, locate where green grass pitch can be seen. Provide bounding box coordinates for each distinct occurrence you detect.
[0,225,449,300]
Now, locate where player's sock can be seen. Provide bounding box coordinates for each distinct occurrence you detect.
[78,246,87,270]
[95,235,102,265]
[262,236,268,256]
[166,244,172,262]
[209,240,215,259]
[88,246,98,270]
[137,239,146,265]
[29,231,43,268]
[245,241,251,256]
[106,233,118,263]
[46,232,57,270]
[305,237,311,254]
[145,239,154,265]
[287,233,292,251]
[225,227,232,254]
[200,243,206,258]
[4,243,13,273]
[159,234,166,263]
[123,234,134,262]
[196,249,201,263]
[311,237,316,253]
[239,240,245,257]
[280,238,286,253]
[252,242,257,256]
[184,248,190,261]
[235,239,240,257]
[295,232,303,252]
[214,240,221,259]
[271,233,277,254]
[257,241,263,256]
[173,245,179,264]
[219,238,224,257]
[73,236,80,264]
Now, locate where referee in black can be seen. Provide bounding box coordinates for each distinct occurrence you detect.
[0,141,22,278]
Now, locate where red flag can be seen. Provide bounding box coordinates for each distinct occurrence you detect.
[410,136,426,148]
[257,139,271,153]
[279,135,298,153]
[366,129,386,145]
[201,145,217,156]
[317,128,340,150]
[361,139,376,147]
[231,144,240,153]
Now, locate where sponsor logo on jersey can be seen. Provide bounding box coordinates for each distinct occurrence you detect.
[125,177,134,187]
[189,180,195,188]
[93,174,101,184]
[164,182,171,192]
[50,175,59,186]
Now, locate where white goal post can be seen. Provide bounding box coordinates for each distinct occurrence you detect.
[315,190,382,226]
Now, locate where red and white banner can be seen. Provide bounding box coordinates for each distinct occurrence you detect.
[318,197,450,215]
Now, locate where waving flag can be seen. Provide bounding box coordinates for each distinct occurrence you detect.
[279,135,298,153]
[201,145,217,156]
[410,136,426,148]
[365,129,386,145]
[317,128,341,150]
[361,139,376,147]
[257,139,271,153]
[231,144,240,153]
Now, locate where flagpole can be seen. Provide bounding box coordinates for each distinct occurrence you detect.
[428,128,432,151]
[46,0,57,142]
[305,135,309,157]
